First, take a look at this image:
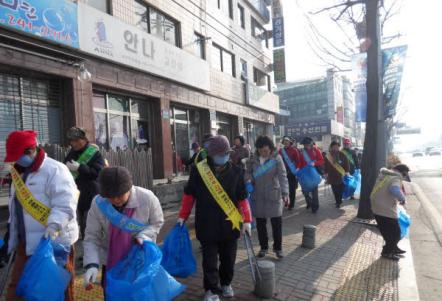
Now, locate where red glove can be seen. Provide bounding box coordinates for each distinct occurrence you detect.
[178,193,194,220]
[238,199,252,223]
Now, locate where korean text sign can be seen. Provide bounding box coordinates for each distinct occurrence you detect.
[78,3,210,91]
[0,0,79,48]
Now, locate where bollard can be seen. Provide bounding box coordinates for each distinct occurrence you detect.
[254,260,275,298]
[302,225,316,249]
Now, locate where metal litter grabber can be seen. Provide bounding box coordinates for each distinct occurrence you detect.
[244,232,276,298]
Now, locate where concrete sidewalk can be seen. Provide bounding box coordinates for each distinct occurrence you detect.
[70,185,419,301]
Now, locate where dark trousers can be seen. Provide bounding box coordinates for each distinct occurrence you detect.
[201,239,238,292]
[374,214,401,254]
[78,209,88,240]
[331,183,345,205]
[302,187,319,212]
[256,217,282,251]
[287,174,298,208]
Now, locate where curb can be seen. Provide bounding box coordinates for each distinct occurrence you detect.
[398,237,421,301]
[411,182,442,247]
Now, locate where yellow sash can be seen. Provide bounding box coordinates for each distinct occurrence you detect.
[196,158,243,231]
[326,153,346,176]
[10,167,51,225]
[370,175,394,199]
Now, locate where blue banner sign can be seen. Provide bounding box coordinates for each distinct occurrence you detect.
[0,0,79,48]
[383,45,407,118]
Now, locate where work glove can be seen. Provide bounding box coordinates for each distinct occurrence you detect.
[44,224,60,240]
[83,267,98,288]
[134,233,152,245]
[177,218,185,227]
[242,223,252,237]
[66,160,80,172]
[245,182,254,194]
[283,196,290,208]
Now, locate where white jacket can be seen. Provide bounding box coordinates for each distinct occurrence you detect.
[8,155,79,255]
[83,186,164,267]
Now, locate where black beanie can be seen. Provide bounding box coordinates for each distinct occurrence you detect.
[98,166,133,198]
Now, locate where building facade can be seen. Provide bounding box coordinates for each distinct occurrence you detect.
[0,0,279,179]
[276,70,359,149]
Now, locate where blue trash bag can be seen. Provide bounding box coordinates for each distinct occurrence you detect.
[353,169,362,196]
[342,174,358,200]
[107,241,185,301]
[16,238,71,301]
[297,165,322,192]
[398,207,411,239]
[161,224,197,278]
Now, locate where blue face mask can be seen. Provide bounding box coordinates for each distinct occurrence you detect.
[203,142,210,149]
[16,155,34,168]
[213,154,230,166]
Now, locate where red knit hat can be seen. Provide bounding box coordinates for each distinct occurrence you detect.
[4,130,38,162]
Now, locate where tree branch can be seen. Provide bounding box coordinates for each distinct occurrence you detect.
[310,0,365,16]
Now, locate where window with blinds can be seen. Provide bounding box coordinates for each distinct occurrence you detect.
[0,73,62,186]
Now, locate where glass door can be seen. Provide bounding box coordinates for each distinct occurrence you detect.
[171,107,190,174]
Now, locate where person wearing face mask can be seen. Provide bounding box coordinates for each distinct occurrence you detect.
[83,166,164,292]
[63,127,105,240]
[278,136,301,210]
[4,130,79,300]
[246,135,289,259]
[324,141,350,208]
[177,135,252,301]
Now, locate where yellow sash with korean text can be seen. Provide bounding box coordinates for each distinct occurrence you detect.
[326,153,346,177]
[10,167,50,225]
[370,175,394,199]
[196,157,243,231]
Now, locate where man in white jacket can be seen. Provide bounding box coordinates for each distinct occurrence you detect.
[83,166,164,290]
[4,130,79,300]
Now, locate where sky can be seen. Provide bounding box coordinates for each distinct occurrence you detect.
[281,0,442,151]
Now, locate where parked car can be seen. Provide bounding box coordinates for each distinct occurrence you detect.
[412,151,425,157]
[429,149,441,156]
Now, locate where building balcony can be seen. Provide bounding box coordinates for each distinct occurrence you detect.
[244,0,271,23]
[246,82,279,113]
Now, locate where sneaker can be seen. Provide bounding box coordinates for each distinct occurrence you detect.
[203,290,220,301]
[257,249,268,258]
[335,203,342,208]
[381,253,400,261]
[221,285,234,298]
[275,250,284,259]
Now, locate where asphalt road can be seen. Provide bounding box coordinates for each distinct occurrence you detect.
[402,154,442,301]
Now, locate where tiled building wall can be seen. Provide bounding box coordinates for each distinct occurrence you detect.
[110,0,274,105]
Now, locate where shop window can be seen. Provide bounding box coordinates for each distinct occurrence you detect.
[193,32,206,60]
[93,92,151,150]
[86,0,110,13]
[170,106,201,174]
[0,73,62,183]
[238,4,245,29]
[216,113,234,143]
[134,0,181,47]
[253,67,270,91]
[251,17,268,48]
[211,43,235,77]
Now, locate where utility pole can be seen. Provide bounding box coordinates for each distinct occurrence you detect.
[357,0,384,219]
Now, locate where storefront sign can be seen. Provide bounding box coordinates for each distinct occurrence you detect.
[246,83,279,113]
[78,4,210,91]
[286,120,331,139]
[273,49,286,83]
[0,0,79,48]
